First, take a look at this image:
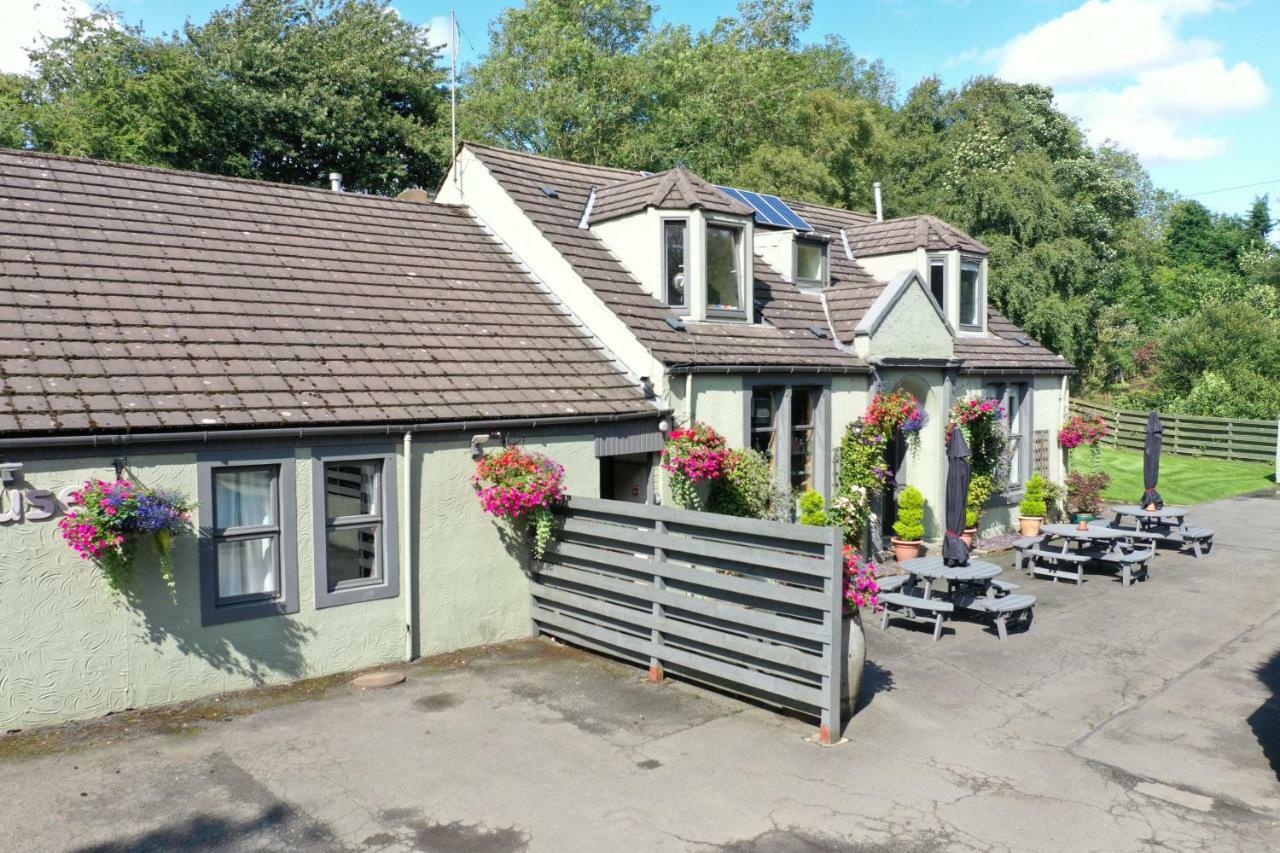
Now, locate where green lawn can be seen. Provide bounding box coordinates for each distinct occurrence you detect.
[1069,447,1277,506]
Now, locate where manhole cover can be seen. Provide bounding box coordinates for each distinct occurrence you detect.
[352,672,406,689]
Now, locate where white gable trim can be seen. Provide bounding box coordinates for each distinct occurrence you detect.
[855,269,955,338]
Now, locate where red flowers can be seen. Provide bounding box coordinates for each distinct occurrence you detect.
[866,390,927,437]
[660,422,730,483]
[473,446,567,559]
[1058,414,1108,450]
[843,545,881,612]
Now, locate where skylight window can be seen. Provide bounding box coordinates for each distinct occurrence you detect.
[795,239,827,287]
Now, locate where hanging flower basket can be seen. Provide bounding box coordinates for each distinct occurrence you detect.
[866,389,928,454]
[660,422,730,510]
[473,446,567,560]
[58,479,193,600]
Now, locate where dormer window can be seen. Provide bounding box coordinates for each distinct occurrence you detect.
[959,257,983,330]
[705,223,744,315]
[662,218,688,308]
[795,238,827,288]
[928,255,946,310]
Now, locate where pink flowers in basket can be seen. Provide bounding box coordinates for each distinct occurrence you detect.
[660,422,731,483]
[473,446,567,559]
[1057,414,1108,450]
[843,546,882,612]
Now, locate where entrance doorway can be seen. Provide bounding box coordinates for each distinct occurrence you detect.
[879,430,909,547]
[600,453,654,503]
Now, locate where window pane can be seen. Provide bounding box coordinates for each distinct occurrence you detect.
[326,525,380,588]
[705,225,741,310]
[796,242,824,282]
[217,536,278,598]
[929,261,945,309]
[960,262,980,326]
[791,389,815,492]
[325,460,379,519]
[750,389,777,464]
[664,220,687,306]
[214,468,276,530]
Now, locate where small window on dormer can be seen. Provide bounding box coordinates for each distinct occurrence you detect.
[928,256,946,310]
[706,223,743,313]
[795,239,827,287]
[959,258,982,330]
[663,219,688,307]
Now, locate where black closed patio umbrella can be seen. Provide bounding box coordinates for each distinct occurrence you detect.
[943,426,972,566]
[1141,410,1164,509]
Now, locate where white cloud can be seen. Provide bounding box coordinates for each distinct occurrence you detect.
[990,0,1269,165]
[0,0,91,75]
[422,14,456,59]
[995,0,1220,87]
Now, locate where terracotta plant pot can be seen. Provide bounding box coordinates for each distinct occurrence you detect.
[1019,516,1044,537]
[891,538,924,562]
[1074,512,1095,531]
[961,527,977,548]
[840,610,866,721]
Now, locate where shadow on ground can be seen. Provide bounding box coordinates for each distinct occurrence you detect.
[69,804,341,853]
[1248,649,1280,781]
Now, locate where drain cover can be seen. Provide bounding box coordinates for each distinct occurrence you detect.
[352,672,406,689]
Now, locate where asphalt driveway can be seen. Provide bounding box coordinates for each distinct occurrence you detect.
[2,492,1278,852]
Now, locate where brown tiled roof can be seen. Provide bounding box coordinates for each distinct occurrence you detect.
[845,215,989,258]
[955,310,1072,374]
[590,168,753,224]
[0,148,659,436]
[465,143,865,370]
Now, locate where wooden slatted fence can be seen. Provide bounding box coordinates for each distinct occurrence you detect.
[532,496,850,743]
[1072,400,1280,477]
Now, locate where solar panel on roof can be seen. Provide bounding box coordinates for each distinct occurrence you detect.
[715,185,812,232]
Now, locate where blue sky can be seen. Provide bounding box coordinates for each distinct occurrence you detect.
[6,1,1277,219]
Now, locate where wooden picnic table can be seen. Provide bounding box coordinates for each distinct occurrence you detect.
[1035,523,1154,586]
[884,557,1034,641]
[1109,504,1189,528]
[1094,506,1216,558]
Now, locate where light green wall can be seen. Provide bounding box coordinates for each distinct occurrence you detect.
[0,432,602,730]
[866,284,954,361]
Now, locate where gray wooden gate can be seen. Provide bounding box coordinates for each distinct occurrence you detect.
[532,496,849,743]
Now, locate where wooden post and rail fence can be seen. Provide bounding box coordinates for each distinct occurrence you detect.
[1070,400,1280,482]
[531,496,853,744]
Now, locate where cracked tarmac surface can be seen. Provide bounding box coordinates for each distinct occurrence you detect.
[1,492,1278,852]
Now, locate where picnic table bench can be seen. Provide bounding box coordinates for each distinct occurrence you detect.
[1027,524,1155,587]
[882,557,1035,642]
[1096,508,1215,558]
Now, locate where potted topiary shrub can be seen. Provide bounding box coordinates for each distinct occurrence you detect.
[797,489,829,526]
[964,474,993,547]
[1019,474,1048,537]
[890,486,926,562]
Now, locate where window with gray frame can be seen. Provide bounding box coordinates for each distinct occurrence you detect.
[662,219,688,308]
[795,239,827,287]
[747,383,829,498]
[986,382,1032,487]
[198,454,298,626]
[312,451,399,609]
[959,257,982,329]
[705,223,743,314]
[928,255,946,311]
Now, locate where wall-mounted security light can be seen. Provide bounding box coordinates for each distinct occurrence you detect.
[658,419,671,434]
[470,433,501,459]
[0,462,22,485]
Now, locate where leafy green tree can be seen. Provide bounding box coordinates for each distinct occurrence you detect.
[1154,302,1280,402]
[0,74,28,149]
[12,1,448,193]
[1247,195,1273,242]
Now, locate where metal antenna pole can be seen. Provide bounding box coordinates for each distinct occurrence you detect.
[450,10,459,188]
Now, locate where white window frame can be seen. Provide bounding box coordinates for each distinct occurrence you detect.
[927,254,947,313]
[198,453,299,626]
[704,220,747,319]
[660,217,689,309]
[311,449,400,609]
[959,255,984,331]
[794,238,829,288]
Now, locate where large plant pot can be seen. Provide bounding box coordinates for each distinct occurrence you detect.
[840,610,866,719]
[1019,516,1044,537]
[961,528,977,548]
[1073,512,1095,531]
[891,538,923,562]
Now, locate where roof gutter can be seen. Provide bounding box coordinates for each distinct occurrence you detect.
[0,408,671,452]
[665,363,870,376]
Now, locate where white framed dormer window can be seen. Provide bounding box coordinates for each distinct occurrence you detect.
[959,256,984,331]
[927,254,946,311]
[705,222,745,317]
[662,218,689,309]
[795,238,828,288]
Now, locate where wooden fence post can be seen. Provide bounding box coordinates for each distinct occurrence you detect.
[819,526,844,745]
[650,518,666,683]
